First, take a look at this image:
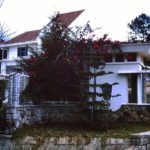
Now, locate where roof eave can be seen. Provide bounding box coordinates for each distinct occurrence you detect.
[0,40,37,48]
[118,70,150,74]
[120,43,150,53]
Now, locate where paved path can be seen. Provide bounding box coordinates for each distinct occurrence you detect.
[132,131,150,138]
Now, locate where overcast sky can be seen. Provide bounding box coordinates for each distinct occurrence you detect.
[1,0,150,41]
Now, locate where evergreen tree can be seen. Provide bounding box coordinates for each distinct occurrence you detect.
[20,13,120,114]
[128,13,150,42]
[75,32,121,126]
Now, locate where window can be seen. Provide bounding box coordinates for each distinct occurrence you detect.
[13,68,22,73]
[0,49,7,60]
[18,47,28,57]
[0,51,2,60]
[104,54,113,62]
[3,50,7,59]
[126,53,136,62]
[115,53,124,62]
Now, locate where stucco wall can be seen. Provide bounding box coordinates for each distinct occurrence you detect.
[7,44,36,60]
[90,62,142,111]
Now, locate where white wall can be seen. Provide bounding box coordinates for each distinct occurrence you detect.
[7,43,37,60]
[89,62,142,111]
[0,43,37,74]
[7,46,17,60]
[1,60,17,74]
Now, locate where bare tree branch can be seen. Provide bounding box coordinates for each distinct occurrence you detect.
[0,23,13,43]
[0,1,14,42]
[0,0,4,8]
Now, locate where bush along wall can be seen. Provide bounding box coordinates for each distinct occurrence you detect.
[113,104,150,123]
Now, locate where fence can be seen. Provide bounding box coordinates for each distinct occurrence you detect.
[4,73,84,131]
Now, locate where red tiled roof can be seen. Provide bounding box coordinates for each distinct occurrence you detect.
[48,9,84,27]
[2,10,84,45]
[59,10,84,26]
[3,30,41,44]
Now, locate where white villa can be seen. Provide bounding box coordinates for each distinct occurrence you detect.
[0,10,84,75]
[0,10,150,111]
[94,43,150,111]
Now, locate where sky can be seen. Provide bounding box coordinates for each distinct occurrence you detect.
[0,0,150,41]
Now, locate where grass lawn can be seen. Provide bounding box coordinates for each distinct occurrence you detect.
[13,123,150,139]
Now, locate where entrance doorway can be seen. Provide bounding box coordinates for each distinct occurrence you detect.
[128,74,137,103]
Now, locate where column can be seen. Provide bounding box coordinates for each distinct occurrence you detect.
[137,74,142,104]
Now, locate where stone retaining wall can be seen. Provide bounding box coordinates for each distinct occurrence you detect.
[1,136,150,150]
[5,103,88,130]
[0,137,131,150]
[4,103,150,131]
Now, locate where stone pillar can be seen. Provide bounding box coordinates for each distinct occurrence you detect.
[7,73,29,106]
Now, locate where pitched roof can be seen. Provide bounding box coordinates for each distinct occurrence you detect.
[48,9,84,27]
[2,10,84,45]
[3,30,41,44]
[58,10,84,26]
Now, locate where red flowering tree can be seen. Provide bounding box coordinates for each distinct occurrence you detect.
[19,14,120,109]
[20,14,82,103]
